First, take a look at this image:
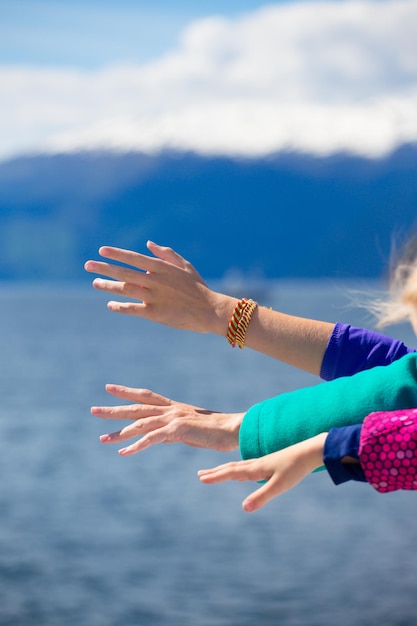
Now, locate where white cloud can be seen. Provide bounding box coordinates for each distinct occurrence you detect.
[1,0,417,160]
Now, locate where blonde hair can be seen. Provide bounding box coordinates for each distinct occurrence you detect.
[370,230,417,328]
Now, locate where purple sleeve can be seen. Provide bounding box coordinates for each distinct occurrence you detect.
[320,322,415,381]
[323,425,366,485]
[359,409,417,492]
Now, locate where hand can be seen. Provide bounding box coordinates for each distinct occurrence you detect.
[84,241,236,335]
[198,433,327,512]
[91,385,243,455]
[84,242,334,376]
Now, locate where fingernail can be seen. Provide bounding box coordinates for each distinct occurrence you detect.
[100,434,112,442]
[243,500,255,512]
[93,278,103,286]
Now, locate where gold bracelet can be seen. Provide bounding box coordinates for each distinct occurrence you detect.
[227,298,258,349]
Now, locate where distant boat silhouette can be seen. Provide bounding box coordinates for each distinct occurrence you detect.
[217,268,271,301]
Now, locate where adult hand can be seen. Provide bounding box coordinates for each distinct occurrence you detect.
[85,242,334,376]
[91,385,243,455]
[198,433,327,512]
[84,241,236,335]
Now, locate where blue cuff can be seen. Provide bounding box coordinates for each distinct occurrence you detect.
[323,425,366,485]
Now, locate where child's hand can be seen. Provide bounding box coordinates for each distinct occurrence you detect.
[198,433,327,512]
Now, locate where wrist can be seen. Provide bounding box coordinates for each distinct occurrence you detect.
[206,292,239,336]
[229,412,245,448]
[301,432,328,471]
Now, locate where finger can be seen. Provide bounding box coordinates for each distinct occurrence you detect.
[118,423,175,455]
[198,460,266,484]
[92,278,150,302]
[104,385,173,406]
[242,480,284,513]
[146,241,188,269]
[100,414,168,443]
[98,246,161,274]
[106,301,149,316]
[91,403,162,421]
[85,260,151,287]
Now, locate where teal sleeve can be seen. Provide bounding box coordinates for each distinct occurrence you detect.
[239,353,417,460]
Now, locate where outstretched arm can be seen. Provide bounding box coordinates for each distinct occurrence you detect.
[201,406,417,514]
[85,242,334,376]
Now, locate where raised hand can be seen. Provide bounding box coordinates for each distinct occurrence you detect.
[91,384,244,455]
[84,241,236,334]
[85,241,334,375]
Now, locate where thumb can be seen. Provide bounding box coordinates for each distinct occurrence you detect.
[242,479,282,513]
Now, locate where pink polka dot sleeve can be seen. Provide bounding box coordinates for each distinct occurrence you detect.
[359,409,417,493]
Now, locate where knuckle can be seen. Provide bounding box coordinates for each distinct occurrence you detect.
[140,389,154,401]
[167,419,184,442]
[119,281,130,294]
[170,417,182,430]
[125,403,140,414]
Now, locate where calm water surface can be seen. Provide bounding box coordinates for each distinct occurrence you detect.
[0,280,416,626]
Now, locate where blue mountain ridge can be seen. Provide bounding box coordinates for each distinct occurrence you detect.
[0,145,416,281]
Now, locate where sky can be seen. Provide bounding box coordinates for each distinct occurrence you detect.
[1,0,417,161]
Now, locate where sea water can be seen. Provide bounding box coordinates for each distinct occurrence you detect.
[0,280,416,626]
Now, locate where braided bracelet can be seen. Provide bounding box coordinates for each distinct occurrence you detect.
[227,298,258,348]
